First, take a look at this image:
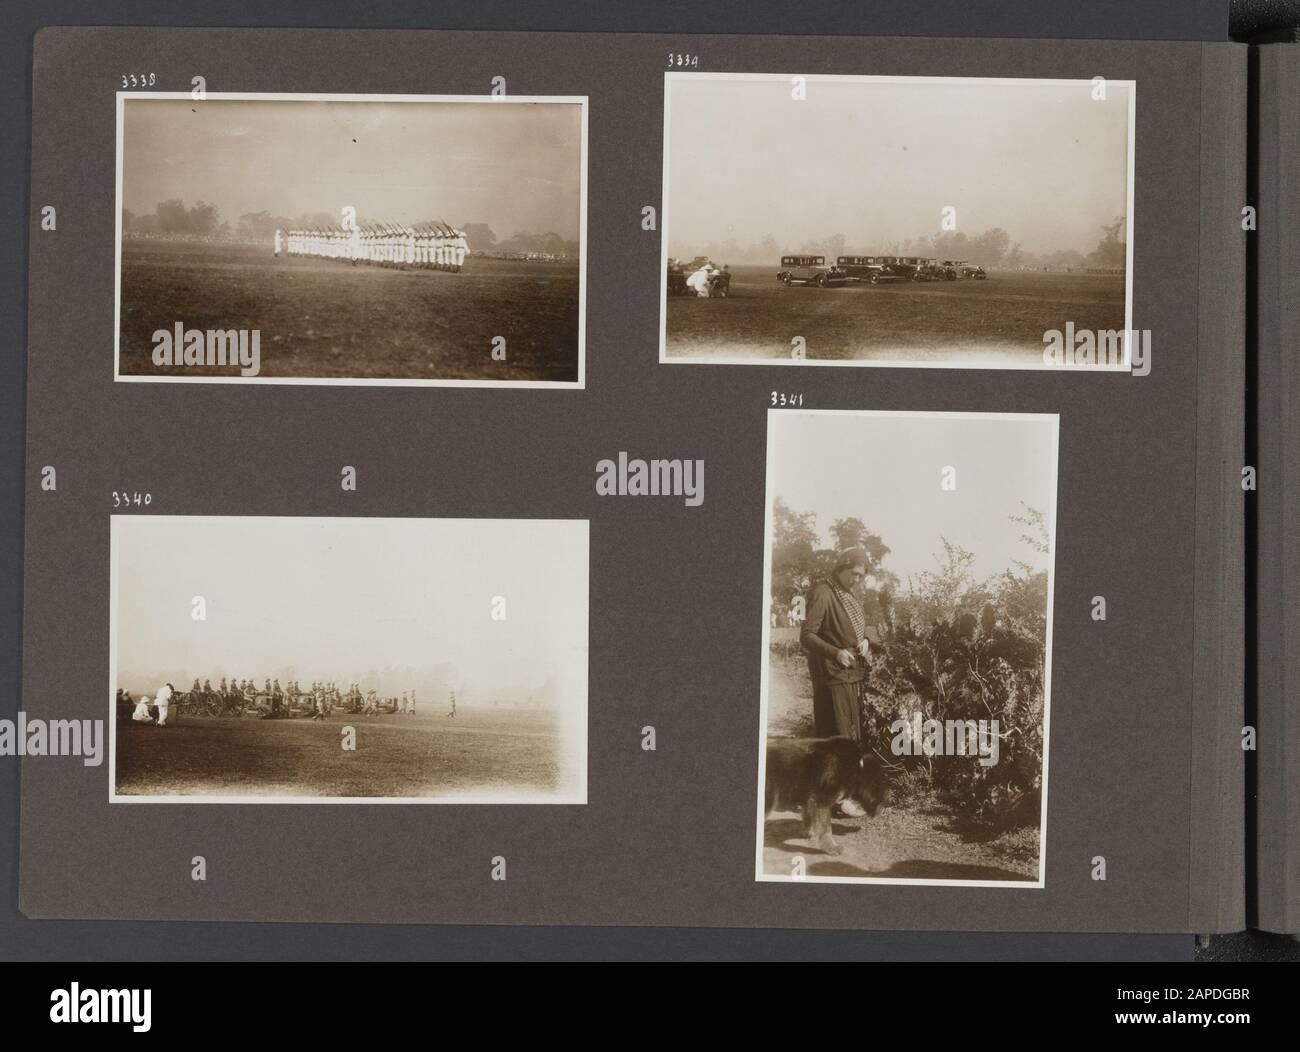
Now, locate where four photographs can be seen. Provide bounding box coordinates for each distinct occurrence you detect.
[101,72,1108,890]
[661,73,1135,370]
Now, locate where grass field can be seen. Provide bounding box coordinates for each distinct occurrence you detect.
[665,266,1126,367]
[114,706,570,801]
[119,241,581,382]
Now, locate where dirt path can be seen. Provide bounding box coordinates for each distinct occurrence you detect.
[761,803,1036,882]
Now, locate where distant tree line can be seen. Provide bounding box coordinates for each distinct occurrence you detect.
[675,217,1127,272]
[122,200,578,256]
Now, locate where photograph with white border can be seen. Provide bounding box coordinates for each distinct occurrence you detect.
[116,93,587,387]
[110,515,588,803]
[756,409,1057,886]
[661,73,1134,372]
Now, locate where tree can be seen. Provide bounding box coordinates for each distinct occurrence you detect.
[237,210,286,239]
[156,198,190,233]
[931,230,970,258]
[770,498,818,606]
[461,223,497,250]
[188,200,219,235]
[1086,215,1127,269]
[968,227,1011,267]
[827,517,890,574]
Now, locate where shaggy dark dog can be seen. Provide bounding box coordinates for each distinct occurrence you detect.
[765,736,890,855]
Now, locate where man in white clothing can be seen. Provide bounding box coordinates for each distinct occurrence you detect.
[686,263,715,297]
[155,682,174,727]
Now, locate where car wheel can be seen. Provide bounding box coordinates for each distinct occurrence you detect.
[816,274,828,287]
[780,274,791,285]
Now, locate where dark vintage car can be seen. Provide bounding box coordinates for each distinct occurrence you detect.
[915,258,950,280]
[838,255,946,283]
[668,256,732,296]
[939,258,988,279]
[777,254,847,287]
[890,256,940,281]
[837,255,897,284]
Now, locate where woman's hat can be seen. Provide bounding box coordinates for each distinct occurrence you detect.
[833,547,869,570]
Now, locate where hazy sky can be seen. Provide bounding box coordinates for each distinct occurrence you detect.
[667,75,1131,256]
[113,516,588,694]
[768,411,1057,584]
[122,98,583,238]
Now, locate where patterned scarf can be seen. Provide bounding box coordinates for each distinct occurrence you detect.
[831,581,867,644]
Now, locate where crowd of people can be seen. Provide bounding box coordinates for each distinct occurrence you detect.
[275,224,469,270]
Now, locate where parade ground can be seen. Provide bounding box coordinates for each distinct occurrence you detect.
[114,705,564,800]
[665,266,1126,367]
[118,240,582,382]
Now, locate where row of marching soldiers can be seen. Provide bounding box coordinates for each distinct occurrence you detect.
[276,223,469,271]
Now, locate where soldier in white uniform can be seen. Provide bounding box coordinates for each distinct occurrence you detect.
[132,694,154,723]
[274,228,283,256]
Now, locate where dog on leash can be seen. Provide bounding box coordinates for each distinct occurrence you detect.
[764,736,889,855]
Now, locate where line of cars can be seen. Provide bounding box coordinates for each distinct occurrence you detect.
[776,254,987,287]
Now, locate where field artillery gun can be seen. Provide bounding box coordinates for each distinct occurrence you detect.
[178,688,224,718]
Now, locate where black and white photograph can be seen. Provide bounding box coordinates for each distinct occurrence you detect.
[662,73,1134,370]
[109,515,589,803]
[757,409,1057,886]
[115,93,587,386]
